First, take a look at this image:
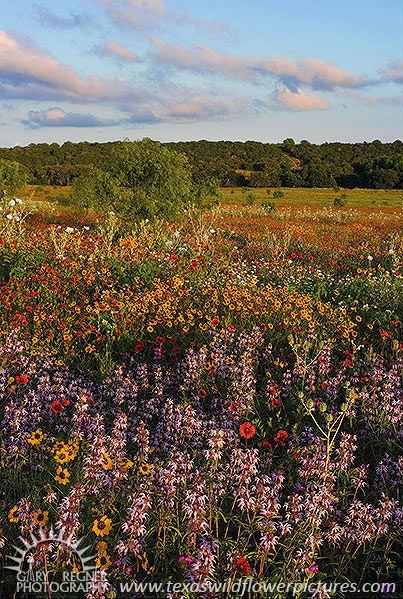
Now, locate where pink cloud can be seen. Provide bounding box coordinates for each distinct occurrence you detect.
[271,84,329,111]
[150,38,367,91]
[380,59,403,83]
[97,0,167,30]
[97,0,238,42]
[0,30,254,124]
[339,90,378,106]
[150,38,252,79]
[100,41,140,63]
[23,107,119,127]
[128,0,166,15]
[154,92,251,123]
[0,30,132,102]
[262,56,365,90]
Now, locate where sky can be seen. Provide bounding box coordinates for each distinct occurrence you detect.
[0,0,402,147]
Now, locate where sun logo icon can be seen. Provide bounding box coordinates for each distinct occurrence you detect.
[6,527,98,595]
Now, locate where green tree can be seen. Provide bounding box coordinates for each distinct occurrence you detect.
[0,159,28,197]
[116,138,195,220]
[282,138,296,155]
[71,168,123,212]
[194,176,222,208]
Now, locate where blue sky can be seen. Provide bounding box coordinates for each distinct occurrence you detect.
[1,0,402,147]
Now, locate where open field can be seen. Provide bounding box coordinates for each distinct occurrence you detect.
[14,185,403,227]
[220,186,403,208]
[1,191,402,598]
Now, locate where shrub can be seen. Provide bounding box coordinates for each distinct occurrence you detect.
[261,200,276,212]
[71,139,197,222]
[244,192,257,205]
[117,138,195,221]
[0,159,28,197]
[71,169,123,212]
[334,193,348,206]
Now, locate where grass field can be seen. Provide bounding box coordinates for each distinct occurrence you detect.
[13,185,403,232]
[220,186,403,208]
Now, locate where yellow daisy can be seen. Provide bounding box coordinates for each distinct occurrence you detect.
[92,516,112,537]
[27,430,44,446]
[55,466,70,485]
[8,505,20,523]
[32,509,49,526]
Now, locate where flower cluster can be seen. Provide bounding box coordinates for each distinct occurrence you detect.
[1,201,402,597]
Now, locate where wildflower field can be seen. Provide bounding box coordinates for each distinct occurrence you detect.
[1,192,403,598]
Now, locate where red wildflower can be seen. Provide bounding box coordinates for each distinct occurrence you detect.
[262,441,272,450]
[236,556,251,575]
[211,318,219,327]
[51,401,63,414]
[155,336,165,345]
[16,374,29,385]
[198,389,207,398]
[239,422,256,439]
[271,398,281,409]
[135,341,145,352]
[274,429,288,446]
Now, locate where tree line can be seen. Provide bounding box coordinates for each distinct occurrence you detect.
[1,139,220,221]
[0,137,402,189]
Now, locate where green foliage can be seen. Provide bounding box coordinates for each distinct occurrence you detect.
[71,168,123,211]
[0,159,28,197]
[2,139,402,193]
[70,140,220,221]
[0,245,14,281]
[261,200,276,212]
[273,190,284,199]
[117,138,195,221]
[9,248,50,280]
[244,192,257,205]
[195,176,222,208]
[334,193,348,206]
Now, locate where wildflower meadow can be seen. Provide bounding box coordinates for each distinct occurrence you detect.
[0,193,402,599]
